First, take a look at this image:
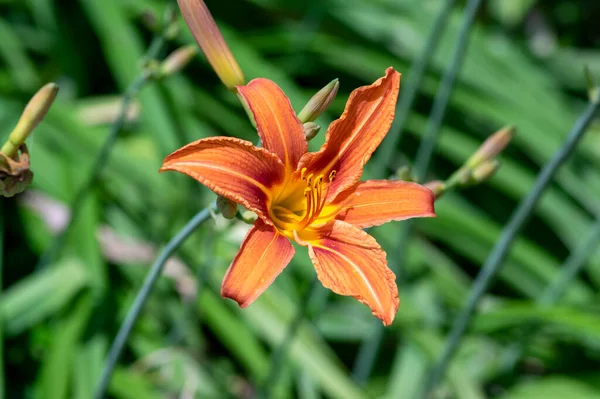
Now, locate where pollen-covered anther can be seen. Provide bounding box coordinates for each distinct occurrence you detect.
[328,170,336,182]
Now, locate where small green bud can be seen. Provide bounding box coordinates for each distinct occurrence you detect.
[584,66,599,104]
[160,45,198,77]
[471,160,500,183]
[217,195,238,219]
[140,10,159,31]
[2,83,58,158]
[303,122,321,141]
[396,165,414,181]
[297,78,339,123]
[236,211,257,224]
[466,125,514,169]
[423,180,445,199]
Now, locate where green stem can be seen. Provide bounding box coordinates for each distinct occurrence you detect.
[94,204,214,398]
[413,0,482,181]
[538,221,600,305]
[424,94,600,395]
[503,220,600,369]
[36,34,168,269]
[375,0,456,172]
[352,0,483,384]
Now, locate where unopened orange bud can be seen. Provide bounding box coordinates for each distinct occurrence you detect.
[177,0,245,90]
[467,125,514,168]
[303,122,321,141]
[297,78,339,123]
[160,45,198,77]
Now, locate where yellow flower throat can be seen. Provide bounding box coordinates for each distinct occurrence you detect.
[269,167,337,236]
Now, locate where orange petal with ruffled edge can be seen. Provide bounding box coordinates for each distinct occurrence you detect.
[307,220,399,326]
[335,180,435,228]
[160,137,284,223]
[237,78,307,171]
[298,68,400,201]
[221,219,295,307]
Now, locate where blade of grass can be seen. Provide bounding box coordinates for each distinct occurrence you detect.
[94,204,214,399]
[352,0,484,384]
[424,92,600,395]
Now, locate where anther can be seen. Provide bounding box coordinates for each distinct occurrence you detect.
[300,167,307,180]
[328,170,336,182]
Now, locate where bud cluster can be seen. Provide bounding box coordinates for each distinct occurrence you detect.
[425,126,513,199]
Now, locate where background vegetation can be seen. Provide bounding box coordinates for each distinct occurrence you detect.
[1,0,600,398]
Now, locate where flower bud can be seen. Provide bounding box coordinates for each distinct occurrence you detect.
[424,180,446,199]
[584,66,599,104]
[140,10,159,31]
[396,165,413,181]
[160,45,198,77]
[471,160,500,183]
[297,78,339,123]
[2,83,58,158]
[217,195,238,219]
[303,122,320,141]
[237,211,257,225]
[466,125,514,168]
[177,0,245,91]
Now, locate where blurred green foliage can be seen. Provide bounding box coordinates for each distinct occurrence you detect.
[1,0,600,398]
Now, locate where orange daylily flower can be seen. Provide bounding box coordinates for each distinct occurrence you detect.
[160,67,435,325]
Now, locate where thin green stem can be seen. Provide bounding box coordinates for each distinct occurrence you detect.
[413,0,482,181]
[352,0,482,384]
[425,95,600,395]
[37,34,168,269]
[538,221,600,305]
[259,277,320,398]
[94,205,214,399]
[502,220,600,370]
[375,0,456,172]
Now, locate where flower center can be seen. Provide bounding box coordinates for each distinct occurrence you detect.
[269,168,336,236]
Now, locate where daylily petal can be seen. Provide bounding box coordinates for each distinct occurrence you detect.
[160,137,284,223]
[221,219,295,307]
[237,78,307,171]
[307,220,399,325]
[298,67,400,201]
[335,180,435,228]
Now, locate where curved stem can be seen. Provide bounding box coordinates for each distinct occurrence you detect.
[37,33,168,269]
[375,0,456,172]
[94,205,214,398]
[425,94,600,395]
[352,0,483,384]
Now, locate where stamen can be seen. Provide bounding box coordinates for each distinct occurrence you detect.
[328,170,336,182]
[300,167,308,180]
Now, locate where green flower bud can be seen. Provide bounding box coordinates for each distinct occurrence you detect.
[303,122,321,141]
[217,195,238,219]
[297,78,339,123]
